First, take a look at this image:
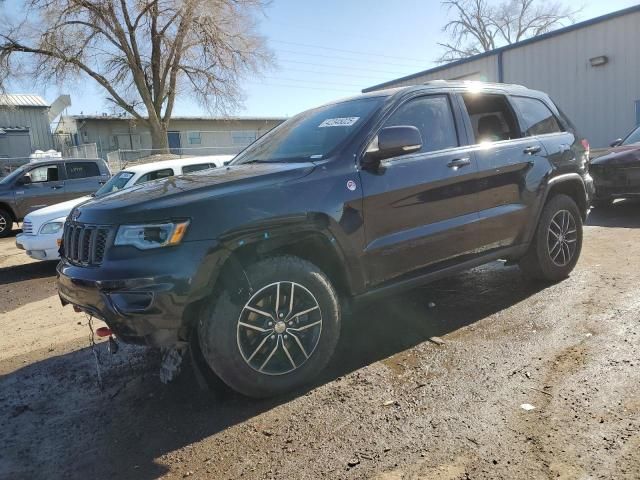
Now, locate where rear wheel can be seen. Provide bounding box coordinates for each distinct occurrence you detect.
[0,209,13,238]
[519,194,583,282]
[198,256,341,398]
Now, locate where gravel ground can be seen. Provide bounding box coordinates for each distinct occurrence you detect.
[0,201,639,479]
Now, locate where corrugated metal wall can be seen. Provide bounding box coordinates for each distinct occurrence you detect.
[502,10,640,147]
[367,9,640,148]
[386,55,499,87]
[0,106,53,151]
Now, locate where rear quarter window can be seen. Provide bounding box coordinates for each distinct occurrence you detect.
[65,162,100,179]
[511,96,564,136]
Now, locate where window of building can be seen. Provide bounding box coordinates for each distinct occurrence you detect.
[65,162,100,179]
[26,165,60,183]
[462,93,521,143]
[134,168,174,185]
[232,131,257,146]
[382,95,459,154]
[511,96,563,136]
[188,131,202,145]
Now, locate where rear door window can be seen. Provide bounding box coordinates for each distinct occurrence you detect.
[461,93,521,143]
[383,95,459,154]
[182,163,214,174]
[511,96,564,136]
[134,168,174,185]
[65,162,100,179]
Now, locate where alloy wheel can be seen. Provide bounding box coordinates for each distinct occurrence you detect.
[0,215,6,233]
[547,209,577,267]
[236,281,323,376]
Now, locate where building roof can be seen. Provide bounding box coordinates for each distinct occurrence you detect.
[0,94,49,108]
[69,115,286,122]
[0,126,30,134]
[363,4,640,93]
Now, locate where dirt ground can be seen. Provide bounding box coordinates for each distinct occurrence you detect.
[1,202,639,480]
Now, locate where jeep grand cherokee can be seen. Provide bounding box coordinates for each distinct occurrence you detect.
[57,81,594,398]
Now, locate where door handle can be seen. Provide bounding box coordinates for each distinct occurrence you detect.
[447,157,471,169]
[50,185,63,190]
[523,145,542,155]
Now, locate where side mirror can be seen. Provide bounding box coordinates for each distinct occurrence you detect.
[362,126,423,169]
[610,138,623,147]
[18,175,31,185]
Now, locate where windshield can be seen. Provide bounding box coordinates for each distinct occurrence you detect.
[232,97,385,164]
[0,165,27,185]
[622,126,640,145]
[95,171,135,197]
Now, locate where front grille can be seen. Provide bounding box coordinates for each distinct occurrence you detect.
[62,222,113,266]
[22,220,33,235]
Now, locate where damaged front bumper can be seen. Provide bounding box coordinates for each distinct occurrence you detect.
[57,240,225,347]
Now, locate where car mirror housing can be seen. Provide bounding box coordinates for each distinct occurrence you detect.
[610,138,623,147]
[18,175,32,185]
[362,126,423,169]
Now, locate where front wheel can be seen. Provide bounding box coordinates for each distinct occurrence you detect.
[519,194,583,282]
[0,209,13,238]
[198,256,341,398]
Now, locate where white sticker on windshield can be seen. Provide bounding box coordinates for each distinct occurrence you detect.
[120,172,134,179]
[318,117,360,128]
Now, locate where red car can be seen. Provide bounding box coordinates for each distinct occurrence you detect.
[590,125,640,207]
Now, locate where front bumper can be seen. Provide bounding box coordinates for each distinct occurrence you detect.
[590,165,640,199]
[57,240,224,347]
[16,233,61,261]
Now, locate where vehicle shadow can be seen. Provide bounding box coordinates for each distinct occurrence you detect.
[0,260,58,285]
[587,199,640,228]
[0,263,547,479]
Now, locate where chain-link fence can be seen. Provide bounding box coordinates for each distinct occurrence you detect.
[105,146,241,171]
[64,143,98,159]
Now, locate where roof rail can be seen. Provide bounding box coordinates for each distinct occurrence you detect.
[422,79,527,89]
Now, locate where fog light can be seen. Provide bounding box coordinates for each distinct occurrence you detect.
[109,292,153,313]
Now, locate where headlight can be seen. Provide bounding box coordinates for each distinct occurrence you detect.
[39,221,64,235]
[114,221,190,250]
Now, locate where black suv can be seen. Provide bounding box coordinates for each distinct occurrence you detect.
[58,81,593,397]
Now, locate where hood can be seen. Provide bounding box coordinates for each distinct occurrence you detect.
[591,145,640,167]
[74,162,315,224]
[24,196,92,230]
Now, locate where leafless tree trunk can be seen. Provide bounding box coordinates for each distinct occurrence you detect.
[0,0,273,152]
[438,0,581,63]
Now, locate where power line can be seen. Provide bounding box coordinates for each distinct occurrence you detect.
[282,66,388,80]
[274,48,428,69]
[247,82,357,94]
[272,39,428,63]
[263,75,364,88]
[278,59,412,76]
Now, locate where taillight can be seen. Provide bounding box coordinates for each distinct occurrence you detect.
[581,139,590,157]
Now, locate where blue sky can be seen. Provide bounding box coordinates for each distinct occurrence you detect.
[5,0,639,118]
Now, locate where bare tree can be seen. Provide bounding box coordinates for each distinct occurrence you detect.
[438,0,581,63]
[0,0,273,151]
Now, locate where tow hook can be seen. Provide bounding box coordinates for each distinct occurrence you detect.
[96,327,118,354]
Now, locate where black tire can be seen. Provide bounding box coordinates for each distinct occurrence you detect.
[519,194,583,282]
[0,209,13,238]
[198,255,341,398]
[591,197,613,208]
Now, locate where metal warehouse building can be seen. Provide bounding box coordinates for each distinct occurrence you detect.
[363,5,640,148]
[0,94,54,156]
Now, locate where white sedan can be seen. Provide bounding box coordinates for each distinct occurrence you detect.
[15,155,233,261]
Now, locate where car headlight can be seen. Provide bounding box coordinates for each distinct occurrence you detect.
[114,221,190,250]
[39,221,64,235]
